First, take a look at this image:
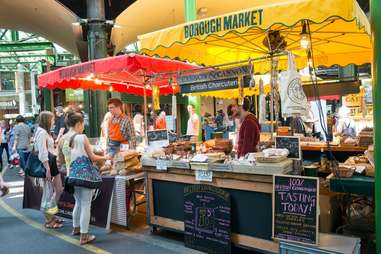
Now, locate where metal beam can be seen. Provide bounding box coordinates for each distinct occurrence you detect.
[0,42,54,52]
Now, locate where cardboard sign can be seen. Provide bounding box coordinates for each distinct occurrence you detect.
[156,159,168,171]
[195,170,213,182]
[184,184,231,254]
[276,136,301,160]
[273,175,319,245]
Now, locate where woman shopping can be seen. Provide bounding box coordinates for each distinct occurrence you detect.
[58,112,106,245]
[34,111,64,228]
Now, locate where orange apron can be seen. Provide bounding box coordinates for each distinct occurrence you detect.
[108,114,129,144]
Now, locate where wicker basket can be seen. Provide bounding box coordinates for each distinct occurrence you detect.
[334,164,355,178]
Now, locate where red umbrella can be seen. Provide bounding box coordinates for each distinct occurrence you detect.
[38,54,197,96]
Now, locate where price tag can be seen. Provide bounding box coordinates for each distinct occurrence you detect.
[195,170,213,182]
[156,159,168,171]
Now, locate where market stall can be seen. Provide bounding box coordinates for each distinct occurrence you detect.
[36,54,198,228]
[137,0,372,252]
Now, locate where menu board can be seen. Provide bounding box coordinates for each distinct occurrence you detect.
[184,184,231,254]
[273,175,319,245]
[276,136,301,160]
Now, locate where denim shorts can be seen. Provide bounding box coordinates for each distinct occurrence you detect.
[107,140,121,156]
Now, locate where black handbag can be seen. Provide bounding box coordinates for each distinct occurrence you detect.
[25,151,46,178]
[64,176,74,194]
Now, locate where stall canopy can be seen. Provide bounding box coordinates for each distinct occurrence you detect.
[138,0,371,73]
[38,54,197,96]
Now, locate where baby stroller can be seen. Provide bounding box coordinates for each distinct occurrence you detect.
[9,153,22,176]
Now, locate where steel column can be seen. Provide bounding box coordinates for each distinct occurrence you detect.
[184,0,202,139]
[84,0,109,137]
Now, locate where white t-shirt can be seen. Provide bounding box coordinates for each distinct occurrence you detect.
[34,127,56,163]
[133,113,144,136]
[186,113,199,136]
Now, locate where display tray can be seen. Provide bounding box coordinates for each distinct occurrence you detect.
[141,157,157,167]
[255,153,288,163]
[230,159,293,175]
[190,162,209,171]
[169,160,190,169]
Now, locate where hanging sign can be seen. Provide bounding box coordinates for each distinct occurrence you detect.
[273,175,319,245]
[184,184,231,254]
[152,85,160,111]
[181,78,238,93]
[178,65,251,94]
[178,65,251,85]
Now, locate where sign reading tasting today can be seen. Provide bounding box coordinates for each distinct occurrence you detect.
[184,9,264,39]
[273,175,319,245]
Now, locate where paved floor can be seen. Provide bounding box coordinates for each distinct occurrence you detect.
[0,166,258,254]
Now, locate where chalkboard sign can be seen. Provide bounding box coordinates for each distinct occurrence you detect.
[273,175,319,245]
[276,136,301,159]
[184,184,231,254]
[147,130,169,148]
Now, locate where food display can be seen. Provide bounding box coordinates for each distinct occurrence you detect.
[358,127,374,147]
[344,154,374,176]
[100,150,142,176]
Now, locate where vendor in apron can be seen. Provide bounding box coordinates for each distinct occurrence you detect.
[107,98,137,157]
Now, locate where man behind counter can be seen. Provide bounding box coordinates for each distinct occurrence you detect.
[230,98,260,158]
[107,98,136,157]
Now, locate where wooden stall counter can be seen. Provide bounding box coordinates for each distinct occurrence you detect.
[301,143,369,162]
[301,143,368,152]
[143,159,293,253]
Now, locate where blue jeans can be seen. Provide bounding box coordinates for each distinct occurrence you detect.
[73,187,95,234]
[0,143,9,172]
[17,148,30,170]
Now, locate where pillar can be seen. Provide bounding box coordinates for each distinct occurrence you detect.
[15,64,25,115]
[371,0,380,252]
[30,71,39,114]
[85,0,109,137]
[184,0,202,139]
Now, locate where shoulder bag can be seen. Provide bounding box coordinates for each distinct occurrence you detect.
[67,135,102,189]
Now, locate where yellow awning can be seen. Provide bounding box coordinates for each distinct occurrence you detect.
[138,0,371,73]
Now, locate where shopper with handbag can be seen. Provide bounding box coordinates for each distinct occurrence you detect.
[34,111,64,229]
[59,112,106,245]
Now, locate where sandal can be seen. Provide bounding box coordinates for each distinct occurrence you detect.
[53,217,65,224]
[72,227,80,236]
[45,220,63,229]
[80,234,96,245]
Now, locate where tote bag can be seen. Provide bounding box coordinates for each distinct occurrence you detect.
[279,52,309,117]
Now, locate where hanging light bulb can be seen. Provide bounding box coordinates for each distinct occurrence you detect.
[300,21,310,49]
[109,86,114,92]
